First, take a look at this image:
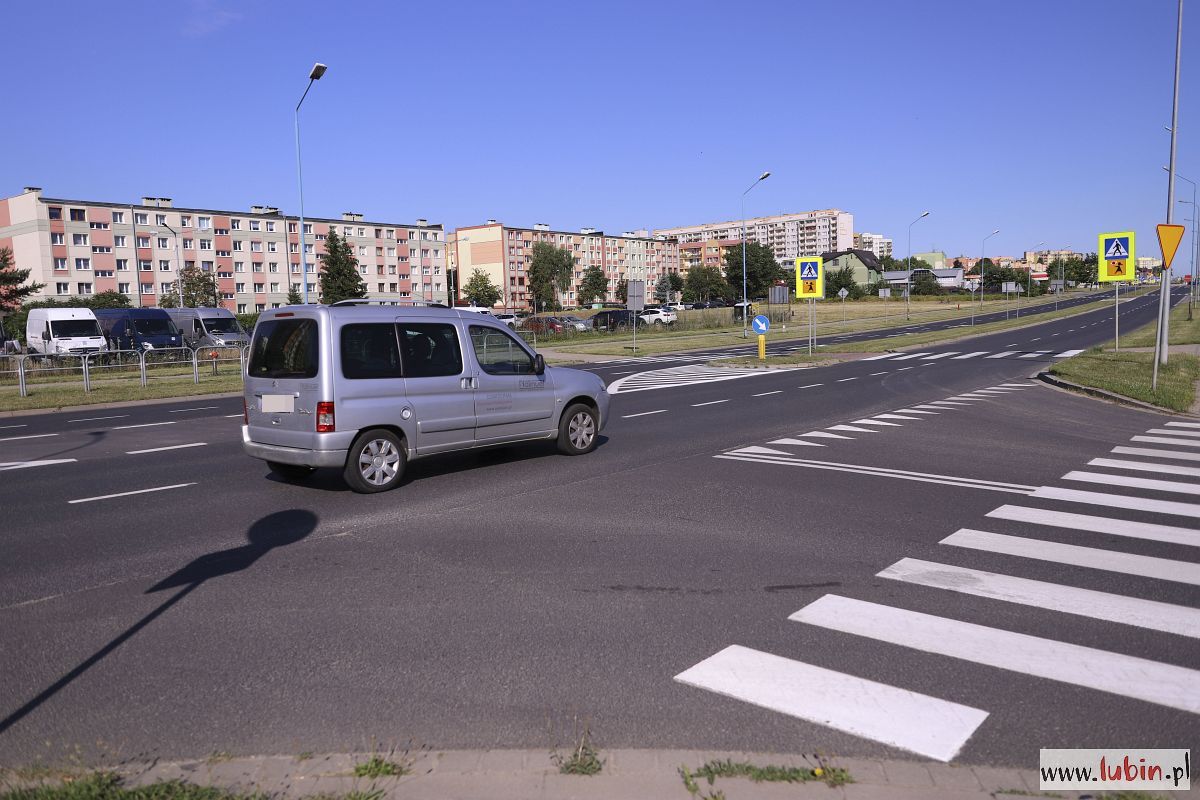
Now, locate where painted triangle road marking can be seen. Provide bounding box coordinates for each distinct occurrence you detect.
[829,425,878,433]
[729,446,796,457]
[797,431,855,440]
[766,438,826,447]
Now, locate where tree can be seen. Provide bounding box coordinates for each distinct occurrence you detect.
[576,264,609,307]
[88,290,131,310]
[953,258,964,270]
[683,265,728,302]
[463,268,501,308]
[161,264,219,308]
[824,266,863,300]
[319,228,366,305]
[654,273,671,303]
[0,247,44,311]
[286,285,303,306]
[528,242,574,310]
[723,242,783,300]
[910,271,942,295]
[668,272,684,296]
[616,278,628,303]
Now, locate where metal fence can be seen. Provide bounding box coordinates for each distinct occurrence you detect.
[3,346,251,397]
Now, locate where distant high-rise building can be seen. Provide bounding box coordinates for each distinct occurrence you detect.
[0,186,446,311]
[654,209,853,267]
[853,232,893,259]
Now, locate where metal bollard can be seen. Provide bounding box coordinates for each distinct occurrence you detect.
[139,351,148,388]
[18,356,27,398]
[82,355,91,393]
[191,349,199,384]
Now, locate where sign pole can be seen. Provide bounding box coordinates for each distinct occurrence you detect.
[1114,281,1119,351]
[1155,0,1184,389]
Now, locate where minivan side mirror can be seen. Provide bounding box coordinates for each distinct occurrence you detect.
[41,331,50,341]
[533,354,545,375]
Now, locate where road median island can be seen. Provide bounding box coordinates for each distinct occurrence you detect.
[1046,348,1200,414]
[707,353,852,369]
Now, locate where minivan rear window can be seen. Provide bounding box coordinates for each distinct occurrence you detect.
[248,319,318,379]
[340,324,402,379]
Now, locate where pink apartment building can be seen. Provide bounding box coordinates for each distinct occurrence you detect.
[0,187,447,311]
[449,221,680,310]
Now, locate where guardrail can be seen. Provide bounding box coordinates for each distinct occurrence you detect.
[5,346,252,397]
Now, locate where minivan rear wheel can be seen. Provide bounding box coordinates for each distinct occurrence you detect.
[344,428,406,493]
[557,403,598,455]
[267,461,316,481]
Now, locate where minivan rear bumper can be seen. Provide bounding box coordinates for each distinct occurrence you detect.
[241,426,346,468]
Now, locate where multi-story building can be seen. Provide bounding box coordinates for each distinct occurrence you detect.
[853,232,893,259]
[678,238,740,272]
[1024,249,1088,265]
[654,209,853,267]
[450,221,679,309]
[0,187,447,311]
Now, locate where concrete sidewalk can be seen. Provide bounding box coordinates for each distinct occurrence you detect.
[18,749,1194,800]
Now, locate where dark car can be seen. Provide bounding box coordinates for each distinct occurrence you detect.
[523,316,569,335]
[590,310,648,331]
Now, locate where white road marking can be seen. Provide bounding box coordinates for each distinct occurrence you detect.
[898,409,939,415]
[870,371,889,376]
[896,366,914,371]
[68,483,197,504]
[828,425,878,433]
[951,352,988,359]
[1055,349,1084,357]
[986,352,1019,358]
[608,364,800,394]
[852,419,901,426]
[861,353,901,361]
[929,400,971,406]
[1113,444,1200,461]
[891,352,931,360]
[1089,457,1200,478]
[622,410,667,418]
[1145,428,1200,438]
[999,383,1031,388]
[987,504,1200,547]
[67,415,129,423]
[789,594,1200,714]
[920,352,958,360]
[713,453,1035,493]
[1064,470,1200,496]
[1018,352,1051,358]
[837,377,858,382]
[0,424,28,430]
[1030,337,1041,341]
[911,405,947,411]
[167,406,218,413]
[752,390,783,397]
[0,433,58,442]
[729,446,796,456]
[113,422,177,430]
[766,438,826,447]
[795,431,854,440]
[875,414,923,420]
[799,383,824,389]
[0,458,78,472]
[691,400,729,407]
[879,558,1200,639]
[610,370,637,375]
[224,413,244,418]
[674,645,987,762]
[941,528,1200,586]
[126,443,208,455]
[1166,421,1200,429]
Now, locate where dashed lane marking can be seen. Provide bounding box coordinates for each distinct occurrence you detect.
[67,415,128,423]
[621,410,667,419]
[113,422,176,430]
[68,483,197,505]
[0,433,58,442]
[126,443,208,455]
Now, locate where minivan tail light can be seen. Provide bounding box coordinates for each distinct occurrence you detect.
[316,402,335,432]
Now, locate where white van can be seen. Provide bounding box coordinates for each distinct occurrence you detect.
[25,308,108,356]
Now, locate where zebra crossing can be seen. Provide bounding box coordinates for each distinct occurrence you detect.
[679,418,1200,761]
[857,348,1084,362]
[606,364,806,394]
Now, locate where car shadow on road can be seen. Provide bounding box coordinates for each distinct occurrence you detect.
[0,509,317,736]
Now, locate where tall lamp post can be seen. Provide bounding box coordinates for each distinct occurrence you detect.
[1164,168,1197,316]
[740,171,771,338]
[906,211,930,320]
[978,229,1000,323]
[162,222,185,308]
[1020,240,1044,317]
[295,62,327,305]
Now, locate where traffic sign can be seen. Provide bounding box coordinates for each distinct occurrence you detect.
[1098,230,1135,283]
[752,314,770,334]
[1158,224,1186,269]
[837,287,849,299]
[795,257,824,298]
[878,288,891,298]
[627,279,646,311]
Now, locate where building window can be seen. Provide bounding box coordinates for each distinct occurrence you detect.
[288,223,298,234]
[51,232,64,245]
[180,215,191,227]
[157,237,169,249]
[233,241,243,251]
[231,219,241,230]
[304,223,313,235]
[111,211,125,224]
[118,282,130,294]
[75,258,91,270]
[199,239,212,251]
[254,283,264,293]
[69,209,86,221]
[89,221,110,230]
[136,236,150,248]
[116,259,128,271]
[253,262,264,273]
[95,270,114,278]
[237,303,247,313]
[216,250,231,258]
[268,262,278,273]
[161,282,172,294]
[134,213,148,225]
[234,261,245,273]
[156,214,167,226]
[214,227,229,236]
[72,233,89,246]
[160,260,171,271]
[91,246,112,254]
[113,235,126,248]
[77,282,93,295]
[235,283,246,293]
[267,241,277,252]
[139,260,152,270]
[265,221,275,232]
[249,220,260,231]
[198,216,211,230]
[250,241,261,252]
[356,227,364,237]
[141,283,154,294]
[55,282,69,294]
[48,207,63,220]
[269,282,279,293]
[54,258,68,270]
[201,261,213,271]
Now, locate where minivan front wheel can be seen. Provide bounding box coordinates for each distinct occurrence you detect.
[344,429,406,493]
[557,403,598,455]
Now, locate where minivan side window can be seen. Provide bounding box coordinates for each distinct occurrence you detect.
[248,319,318,379]
[398,323,462,378]
[340,323,402,379]
[468,325,535,375]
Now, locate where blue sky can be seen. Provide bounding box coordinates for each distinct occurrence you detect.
[1,0,1195,260]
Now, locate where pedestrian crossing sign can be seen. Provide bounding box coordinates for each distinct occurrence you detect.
[795,257,824,298]
[1098,230,1135,283]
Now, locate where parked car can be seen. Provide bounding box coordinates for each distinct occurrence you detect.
[590,310,648,331]
[242,302,609,493]
[639,306,677,325]
[454,305,495,315]
[25,307,108,356]
[493,313,520,329]
[164,307,251,348]
[523,316,569,335]
[94,308,184,352]
[559,315,593,331]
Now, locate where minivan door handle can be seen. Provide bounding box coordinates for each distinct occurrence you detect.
[460,377,477,390]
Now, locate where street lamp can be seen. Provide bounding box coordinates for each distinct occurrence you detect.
[161,221,185,308]
[977,229,1000,323]
[1165,168,1198,313]
[906,211,930,321]
[1019,240,1044,318]
[740,171,771,338]
[295,61,327,305]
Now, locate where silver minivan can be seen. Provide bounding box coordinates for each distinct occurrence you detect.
[242,302,609,493]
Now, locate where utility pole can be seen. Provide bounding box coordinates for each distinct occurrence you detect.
[1154,0,1183,390]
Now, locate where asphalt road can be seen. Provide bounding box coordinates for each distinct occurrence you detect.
[0,286,1194,769]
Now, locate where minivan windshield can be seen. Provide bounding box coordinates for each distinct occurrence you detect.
[248,319,318,379]
[50,320,102,338]
[203,317,243,335]
[133,319,178,336]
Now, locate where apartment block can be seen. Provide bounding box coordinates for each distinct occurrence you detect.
[853,231,893,259]
[654,209,853,266]
[0,187,447,312]
[1024,248,1089,265]
[450,221,679,309]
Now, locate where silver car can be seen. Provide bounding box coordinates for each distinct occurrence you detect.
[241,302,609,493]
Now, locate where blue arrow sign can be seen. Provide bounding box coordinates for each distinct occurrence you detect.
[752,314,770,334]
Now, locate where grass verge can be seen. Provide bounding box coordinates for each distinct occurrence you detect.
[349,756,407,779]
[679,758,851,799]
[550,721,603,776]
[1118,295,1200,348]
[1048,349,1200,412]
[0,375,243,412]
[709,353,844,368]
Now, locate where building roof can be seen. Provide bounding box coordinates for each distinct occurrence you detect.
[821,248,881,269]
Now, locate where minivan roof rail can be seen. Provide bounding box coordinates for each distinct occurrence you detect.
[329,299,449,308]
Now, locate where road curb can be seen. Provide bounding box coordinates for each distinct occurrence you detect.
[1036,370,1198,417]
[1,749,1093,800]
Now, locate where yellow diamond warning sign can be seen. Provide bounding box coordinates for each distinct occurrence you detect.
[1098,230,1135,283]
[1158,224,1186,270]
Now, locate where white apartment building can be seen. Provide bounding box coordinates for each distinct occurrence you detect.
[853,232,893,259]
[654,209,853,266]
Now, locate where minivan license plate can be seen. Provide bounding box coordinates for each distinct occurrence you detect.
[260,394,295,413]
